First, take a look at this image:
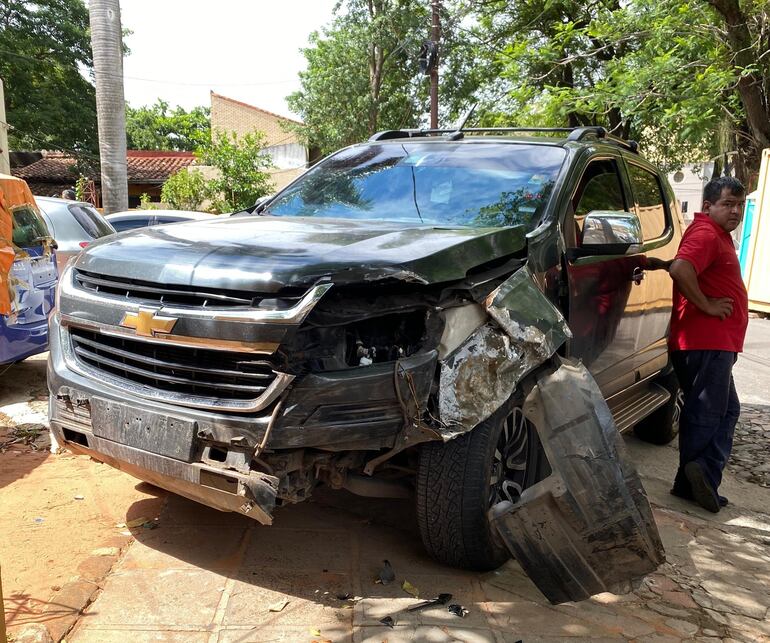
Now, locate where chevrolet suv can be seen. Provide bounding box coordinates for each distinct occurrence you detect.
[48,126,679,602]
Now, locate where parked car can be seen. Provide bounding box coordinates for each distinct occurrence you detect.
[48,126,681,601]
[105,210,215,232]
[35,197,116,273]
[0,175,58,364]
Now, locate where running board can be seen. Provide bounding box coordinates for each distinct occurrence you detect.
[607,382,671,433]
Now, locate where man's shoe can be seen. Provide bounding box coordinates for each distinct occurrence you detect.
[719,495,729,507]
[684,462,720,513]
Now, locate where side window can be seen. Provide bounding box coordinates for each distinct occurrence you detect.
[11,206,49,248]
[628,164,667,240]
[571,159,627,241]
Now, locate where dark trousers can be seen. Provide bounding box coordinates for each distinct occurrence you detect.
[671,350,740,495]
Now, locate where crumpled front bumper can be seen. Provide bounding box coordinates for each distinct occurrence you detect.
[47,309,437,524]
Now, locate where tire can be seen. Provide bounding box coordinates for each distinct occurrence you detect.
[633,370,682,445]
[416,391,545,571]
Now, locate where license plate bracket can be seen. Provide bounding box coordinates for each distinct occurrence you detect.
[91,397,197,462]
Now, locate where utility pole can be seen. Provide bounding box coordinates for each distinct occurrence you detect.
[0,78,10,175]
[430,0,441,129]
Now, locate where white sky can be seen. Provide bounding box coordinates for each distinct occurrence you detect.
[119,0,339,119]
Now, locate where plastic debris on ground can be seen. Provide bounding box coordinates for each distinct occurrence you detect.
[448,604,469,617]
[376,559,396,585]
[407,593,452,612]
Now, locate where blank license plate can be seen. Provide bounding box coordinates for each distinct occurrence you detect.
[91,398,197,462]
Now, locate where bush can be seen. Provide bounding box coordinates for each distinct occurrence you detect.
[161,168,208,211]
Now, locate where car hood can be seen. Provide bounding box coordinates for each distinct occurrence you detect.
[75,216,527,292]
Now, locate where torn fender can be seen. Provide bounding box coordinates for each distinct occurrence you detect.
[490,359,665,604]
[437,265,571,437]
[484,264,571,363]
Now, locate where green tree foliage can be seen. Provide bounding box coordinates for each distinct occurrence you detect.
[0,0,97,152]
[287,0,436,154]
[196,131,274,213]
[160,168,208,211]
[292,0,770,183]
[126,100,211,151]
[462,0,768,182]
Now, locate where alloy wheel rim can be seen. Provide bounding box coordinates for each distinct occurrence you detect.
[489,406,530,506]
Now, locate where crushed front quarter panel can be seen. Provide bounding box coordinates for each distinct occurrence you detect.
[437,265,571,437]
[490,358,665,604]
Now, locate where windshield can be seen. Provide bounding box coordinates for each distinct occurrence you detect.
[266,142,566,229]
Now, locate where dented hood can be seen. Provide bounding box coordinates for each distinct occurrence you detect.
[75,215,527,292]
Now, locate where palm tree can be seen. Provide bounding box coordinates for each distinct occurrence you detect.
[89,0,128,213]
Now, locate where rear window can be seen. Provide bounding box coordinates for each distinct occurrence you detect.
[11,206,49,248]
[110,218,149,232]
[69,204,114,238]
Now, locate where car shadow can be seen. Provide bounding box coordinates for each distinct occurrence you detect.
[96,486,492,638]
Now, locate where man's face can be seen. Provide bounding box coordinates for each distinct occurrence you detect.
[703,188,745,232]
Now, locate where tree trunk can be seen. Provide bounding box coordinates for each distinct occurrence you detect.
[89,0,128,213]
[708,0,770,154]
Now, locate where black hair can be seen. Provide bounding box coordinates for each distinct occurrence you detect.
[703,176,745,204]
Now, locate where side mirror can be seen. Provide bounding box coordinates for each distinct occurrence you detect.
[580,210,642,255]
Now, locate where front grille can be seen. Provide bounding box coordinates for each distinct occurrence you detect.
[74,269,306,310]
[70,327,277,402]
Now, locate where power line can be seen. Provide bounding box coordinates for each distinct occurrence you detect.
[0,48,296,88]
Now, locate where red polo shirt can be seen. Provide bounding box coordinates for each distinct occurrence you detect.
[669,212,748,352]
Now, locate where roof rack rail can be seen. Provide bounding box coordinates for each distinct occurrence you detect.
[368,125,640,152]
[567,126,639,153]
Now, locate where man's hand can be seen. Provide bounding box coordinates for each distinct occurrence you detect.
[645,257,672,271]
[703,297,734,320]
[669,259,733,319]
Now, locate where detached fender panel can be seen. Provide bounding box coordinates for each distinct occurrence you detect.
[490,358,665,604]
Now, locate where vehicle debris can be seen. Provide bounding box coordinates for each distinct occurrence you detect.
[406,593,452,612]
[379,615,395,628]
[490,358,665,604]
[376,559,396,585]
[447,604,469,618]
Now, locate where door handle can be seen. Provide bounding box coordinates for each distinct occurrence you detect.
[631,266,645,285]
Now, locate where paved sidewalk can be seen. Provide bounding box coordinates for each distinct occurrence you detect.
[67,436,770,643]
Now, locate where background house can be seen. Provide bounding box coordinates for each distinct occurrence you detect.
[12,150,196,208]
[667,162,715,225]
[210,92,313,191]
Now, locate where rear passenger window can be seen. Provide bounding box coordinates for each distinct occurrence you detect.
[572,159,627,238]
[11,206,49,248]
[628,164,667,240]
[68,205,114,238]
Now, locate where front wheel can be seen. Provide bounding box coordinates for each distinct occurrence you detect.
[416,392,546,571]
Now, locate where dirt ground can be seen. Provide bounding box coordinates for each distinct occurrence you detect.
[0,354,166,638]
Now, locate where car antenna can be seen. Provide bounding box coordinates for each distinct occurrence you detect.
[445,103,477,141]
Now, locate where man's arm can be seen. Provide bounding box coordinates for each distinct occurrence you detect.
[669,258,733,320]
[645,257,672,271]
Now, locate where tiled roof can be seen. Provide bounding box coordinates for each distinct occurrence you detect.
[12,150,196,184]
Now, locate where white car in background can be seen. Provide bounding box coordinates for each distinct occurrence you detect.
[35,197,116,273]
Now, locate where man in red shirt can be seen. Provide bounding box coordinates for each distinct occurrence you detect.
[668,176,748,513]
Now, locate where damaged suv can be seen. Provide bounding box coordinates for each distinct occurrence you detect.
[49,126,678,602]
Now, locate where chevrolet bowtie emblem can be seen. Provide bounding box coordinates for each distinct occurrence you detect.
[120,308,177,337]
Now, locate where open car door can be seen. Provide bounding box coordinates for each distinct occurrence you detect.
[490,358,665,604]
